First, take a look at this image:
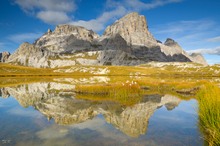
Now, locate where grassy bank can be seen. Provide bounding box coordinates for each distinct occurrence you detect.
[197,83,220,146]
[75,79,204,105]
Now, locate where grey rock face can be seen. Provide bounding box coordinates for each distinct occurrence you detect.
[7,12,207,67]
[163,38,188,55]
[34,24,99,53]
[0,88,10,98]
[0,51,10,62]
[7,42,52,67]
[190,53,208,66]
[104,12,157,47]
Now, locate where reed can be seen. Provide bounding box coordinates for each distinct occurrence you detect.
[197,83,220,146]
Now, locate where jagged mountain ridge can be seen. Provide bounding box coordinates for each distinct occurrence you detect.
[6,12,207,67]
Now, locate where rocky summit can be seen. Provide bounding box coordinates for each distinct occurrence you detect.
[6,12,207,68]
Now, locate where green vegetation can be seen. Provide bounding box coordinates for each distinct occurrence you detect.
[197,83,220,146]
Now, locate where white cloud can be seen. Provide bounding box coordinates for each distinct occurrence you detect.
[151,19,220,51]
[70,6,127,32]
[206,59,220,65]
[188,47,220,55]
[15,0,76,24]
[126,0,182,11]
[69,0,182,32]
[37,11,70,24]
[207,36,220,42]
[15,0,183,31]
[15,0,75,12]
[8,107,43,118]
[8,32,43,44]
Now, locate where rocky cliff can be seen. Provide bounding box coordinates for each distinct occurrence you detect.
[190,53,208,66]
[6,12,207,67]
[104,12,157,47]
[0,51,10,62]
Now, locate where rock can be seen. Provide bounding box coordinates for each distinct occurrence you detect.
[47,29,52,33]
[104,12,157,47]
[157,40,162,44]
[190,53,208,66]
[34,24,100,53]
[54,24,99,40]
[7,42,52,67]
[0,88,10,98]
[164,38,178,46]
[0,51,10,62]
[164,38,186,54]
[176,87,200,95]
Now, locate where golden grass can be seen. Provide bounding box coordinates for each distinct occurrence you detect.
[75,78,206,105]
[197,83,220,146]
[0,63,54,76]
[0,77,55,87]
[75,81,142,106]
[1,62,220,77]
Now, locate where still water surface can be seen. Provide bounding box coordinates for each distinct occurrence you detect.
[0,78,204,146]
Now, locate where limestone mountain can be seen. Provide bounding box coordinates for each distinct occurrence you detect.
[6,12,207,68]
[104,12,157,47]
[190,53,208,66]
[0,51,10,62]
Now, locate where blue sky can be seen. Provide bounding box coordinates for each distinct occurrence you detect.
[0,0,220,64]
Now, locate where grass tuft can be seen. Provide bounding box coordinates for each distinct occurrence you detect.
[197,83,220,146]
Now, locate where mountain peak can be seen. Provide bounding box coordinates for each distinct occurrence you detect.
[190,53,208,65]
[120,12,143,20]
[54,24,85,33]
[164,38,178,46]
[53,24,99,39]
[104,12,157,47]
[164,38,184,52]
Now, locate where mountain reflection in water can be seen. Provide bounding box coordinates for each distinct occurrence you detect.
[0,80,203,146]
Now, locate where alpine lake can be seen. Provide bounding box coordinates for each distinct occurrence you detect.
[0,76,219,146]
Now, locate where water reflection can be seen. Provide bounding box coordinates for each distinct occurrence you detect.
[0,80,203,146]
